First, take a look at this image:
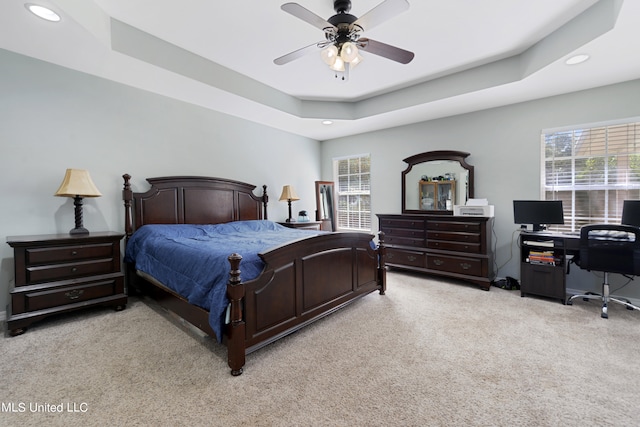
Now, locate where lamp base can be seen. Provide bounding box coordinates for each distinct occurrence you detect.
[70,196,90,235]
[69,227,90,235]
[285,218,297,223]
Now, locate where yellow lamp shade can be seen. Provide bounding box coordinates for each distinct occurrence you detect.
[54,169,102,197]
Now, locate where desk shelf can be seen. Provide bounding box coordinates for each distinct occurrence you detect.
[520,233,569,304]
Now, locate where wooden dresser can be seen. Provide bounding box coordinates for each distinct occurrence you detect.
[6,232,127,335]
[377,214,494,290]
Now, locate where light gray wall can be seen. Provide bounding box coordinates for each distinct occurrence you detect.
[0,50,320,315]
[321,79,640,299]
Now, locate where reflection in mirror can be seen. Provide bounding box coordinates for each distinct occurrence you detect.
[402,151,474,214]
[315,181,336,231]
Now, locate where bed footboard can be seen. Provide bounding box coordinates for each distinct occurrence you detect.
[225,232,386,375]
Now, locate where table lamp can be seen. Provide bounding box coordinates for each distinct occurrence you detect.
[279,185,300,222]
[54,169,102,235]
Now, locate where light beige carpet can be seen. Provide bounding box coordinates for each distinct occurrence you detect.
[1,271,639,427]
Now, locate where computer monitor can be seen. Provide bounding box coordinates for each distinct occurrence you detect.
[622,200,640,227]
[513,200,564,232]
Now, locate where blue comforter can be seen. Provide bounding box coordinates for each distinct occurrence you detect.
[124,220,323,341]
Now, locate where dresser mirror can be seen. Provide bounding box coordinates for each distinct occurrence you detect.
[402,150,475,214]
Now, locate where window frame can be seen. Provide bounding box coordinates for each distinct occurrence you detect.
[542,117,640,232]
[333,153,372,232]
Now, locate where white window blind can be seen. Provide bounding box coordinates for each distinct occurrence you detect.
[543,119,640,232]
[334,154,371,231]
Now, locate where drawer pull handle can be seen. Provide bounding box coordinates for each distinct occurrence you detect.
[407,255,417,262]
[460,263,472,270]
[71,250,78,256]
[433,259,444,266]
[71,267,78,272]
[65,290,84,300]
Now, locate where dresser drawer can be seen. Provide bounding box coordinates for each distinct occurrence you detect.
[26,243,116,265]
[379,217,425,230]
[427,221,481,233]
[427,240,482,254]
[427,254,484,276]
[427,231,480,243]
[11,274,124,314]
[386,248,426,268]
[381,227,425,239]
[384,235,424,247]
[26,258,117,284]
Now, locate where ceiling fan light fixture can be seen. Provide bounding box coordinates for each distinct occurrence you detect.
[350,53,364,68]
[321,45,339,66]
[340,42,359,63]
[330,56,345,72]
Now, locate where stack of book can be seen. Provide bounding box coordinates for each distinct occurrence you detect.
[527,250,556,265]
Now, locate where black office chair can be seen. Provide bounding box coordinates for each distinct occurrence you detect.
[567,224,640,318]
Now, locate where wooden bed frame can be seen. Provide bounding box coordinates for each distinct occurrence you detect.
[122,175,386,375]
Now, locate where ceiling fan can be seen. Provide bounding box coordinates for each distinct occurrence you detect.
[274,0,414,78]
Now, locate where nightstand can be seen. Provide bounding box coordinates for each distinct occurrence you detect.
[6,232,127,336]
[278,221,322,230]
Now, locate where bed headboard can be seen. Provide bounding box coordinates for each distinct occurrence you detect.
[123,174,268,238]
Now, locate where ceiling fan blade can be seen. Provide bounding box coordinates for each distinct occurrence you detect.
[358,38,414,64]
[352,0,410,31]
[281,3,336,31]
[274,41,323,65]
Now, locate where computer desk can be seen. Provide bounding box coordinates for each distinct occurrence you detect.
[519,231,580,304]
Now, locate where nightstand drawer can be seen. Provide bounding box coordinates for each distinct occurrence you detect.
[12,274,124,314]
[11,274,124,314]
[6,231,126,335]
[26,243,115,265]
[26,258,117,284]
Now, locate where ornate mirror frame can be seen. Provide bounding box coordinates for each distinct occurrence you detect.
[402,150,475,214]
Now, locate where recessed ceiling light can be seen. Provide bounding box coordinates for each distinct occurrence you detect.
[565,54,590,65]
[25,4,61,22]
[322,120,333,125]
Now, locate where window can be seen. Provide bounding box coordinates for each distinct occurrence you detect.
[334,154,371,231]
[543,119,640,232]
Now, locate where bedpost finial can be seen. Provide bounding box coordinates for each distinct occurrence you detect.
[262,185,268,220]
[123,174,133,239]
[228,253,243,286]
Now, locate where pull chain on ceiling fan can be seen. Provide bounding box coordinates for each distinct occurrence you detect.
[274,0,414,81]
